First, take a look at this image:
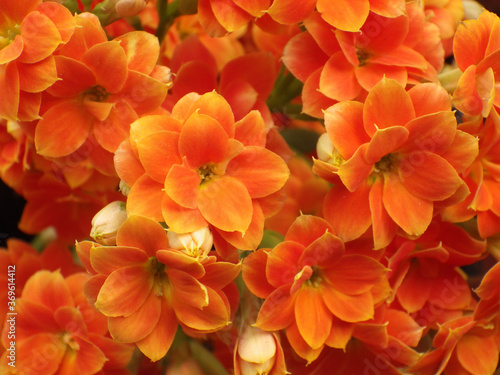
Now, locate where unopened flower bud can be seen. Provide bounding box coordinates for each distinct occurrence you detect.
[167,227,213,258]
[235,326,286,375]
[90,201,127,246]
[115,0,148,17]
[119,180,130,196]
[316,133,344,167]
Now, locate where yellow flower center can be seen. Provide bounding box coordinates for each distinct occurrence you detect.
[149,258,168,297]
[374,153,399,174]
[305,266,323,288]
[63,332,80,351]
[84,85,109,102]
[356,49,371,67]
[197,163,216,185]
[0,23,20,50]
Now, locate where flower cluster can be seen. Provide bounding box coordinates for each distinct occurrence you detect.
[1,0,500,374]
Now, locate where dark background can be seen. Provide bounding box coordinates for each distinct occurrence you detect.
[1,0,499,246]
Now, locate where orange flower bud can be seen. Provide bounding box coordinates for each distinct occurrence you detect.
[115,0,148,17]
[90,201,127,245]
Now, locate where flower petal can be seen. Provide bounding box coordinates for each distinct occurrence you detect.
[95,265,153,317]
[321,286,374,322]
[382,174,432,236]
[19,11,62,63]
[116,215,170,257]
[126,174,165,222]
[179,111,229,168]
[295,286,332,349]
[35,100,92,157]
[320,52,362,101]
[164,163,200,209]
[90,246,148,275]
[197,176,252,232]
[162,194,208,233]
[256,285,296,331]
[169,269,208,309]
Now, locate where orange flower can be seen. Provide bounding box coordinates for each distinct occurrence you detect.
[452,10,500,118]
[424,0,464,57]
[0,239,83,322]
[114,91,289,253]
[317,0,405,32]
[76,215,240,361]
[18,172,123,245]
[315,78,478,248]
[442,111,500,238]
[33,13,171,161]
[474,262,500,322]
[0,270,134,374]
[408,315,500,375]
[198,0,316,37]
[283,4,443,114]
[242,215,389,363]
[0,0,75,121]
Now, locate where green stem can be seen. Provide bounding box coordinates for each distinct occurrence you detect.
[156,0,180,44]
[188,340,231,375]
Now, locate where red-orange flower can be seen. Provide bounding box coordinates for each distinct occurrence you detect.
[283,4,443,117]
[33,13,171,162]
[0,270,134,374]
[452,10,500,118]
[315,78,478,249]
[114,91,289,253]
[242,215,389,363]
[0,0,75,121]
[408,315,500,375]
[76,215,240,361]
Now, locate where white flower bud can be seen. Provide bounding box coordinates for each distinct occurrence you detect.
[90,201,127,246]
[167,227,213,258]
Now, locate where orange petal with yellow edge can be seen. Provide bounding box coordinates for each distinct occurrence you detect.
[256,285,296,331]
[321,286,374,322]
[286,322,324,363]
[267,0,315,24]
[210,0,252,32]
[108,288,161,343]
[162,194,208,234]
[197,176,252,232]
[116,215,169,257]
[126,174,165,222]
[300,232,345,267]
[0,35,23,64]
[325,317,353,349]
[18,90,41,121]
[408,83,451,117]
[179,111,229,168]
[172,287,229,331]
[302,68,338,118]
[156,250,206,278]
[201,261,241,290]
[114,31,159,74]
[37,1,75,44]
[234,110,266,147]
[363,78,415,136]
[137,130,181,183]
[169,269,208,309]
[383,174,432,236]
[136,297,178,361]
[452,65,488,117]
[90,246,148,275]
[318,0,369,31]
[295,286,333,349]
[95,265,154,317]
